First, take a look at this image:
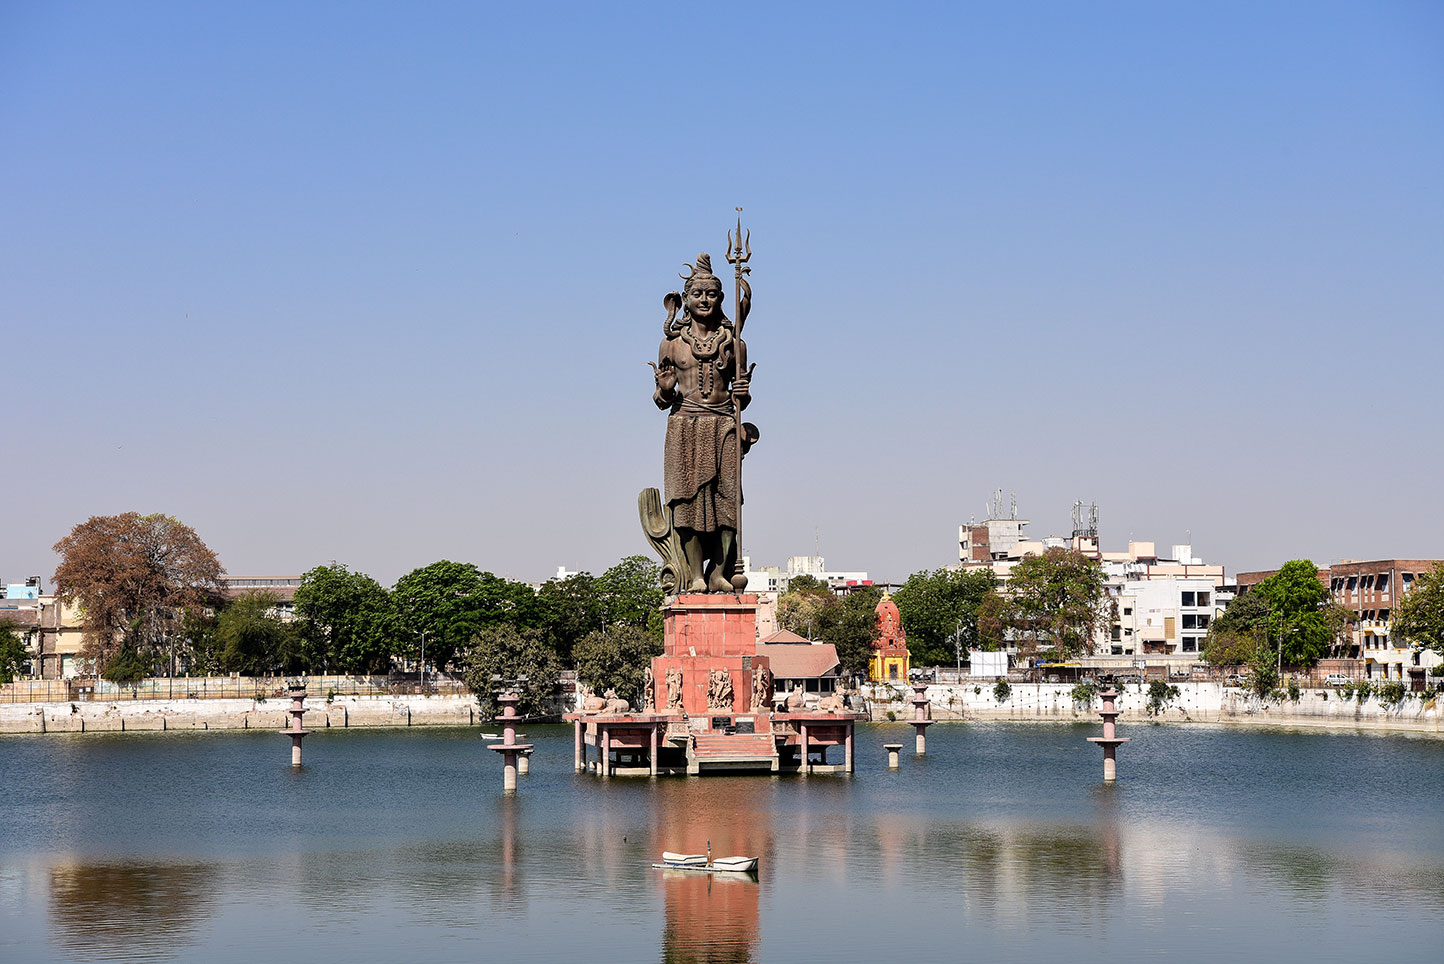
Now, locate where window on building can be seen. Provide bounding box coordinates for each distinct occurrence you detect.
[1380,609,1390,621]
[1182,637,1199,652]
[1181,591,1196,606]
[1378,574,1390,593]
[1123,607,1133,616]
[1197,592,1210,606]
[1182,614,1199,629]
[1111,626,1121,641]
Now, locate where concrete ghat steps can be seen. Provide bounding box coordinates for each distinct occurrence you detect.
[689,733,779,773]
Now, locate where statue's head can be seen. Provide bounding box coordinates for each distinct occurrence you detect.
[681,253,725,322]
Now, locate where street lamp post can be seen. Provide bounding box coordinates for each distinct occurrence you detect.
[420,630,427,693]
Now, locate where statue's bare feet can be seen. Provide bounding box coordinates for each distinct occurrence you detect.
[688,576,708,593]
[708,568,732,593]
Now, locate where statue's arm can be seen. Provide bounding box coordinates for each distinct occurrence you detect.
[652,340,677,410]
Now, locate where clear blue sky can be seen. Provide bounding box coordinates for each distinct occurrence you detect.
[4,1,1441,587]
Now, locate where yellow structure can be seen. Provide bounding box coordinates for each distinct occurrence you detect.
[869,593,911,681]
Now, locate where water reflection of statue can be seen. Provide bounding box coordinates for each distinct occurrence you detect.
[666,667,684,712]
[708,669,734,710]
[642,666,656,713]
[751,665,773,711]
[641,248,756,594]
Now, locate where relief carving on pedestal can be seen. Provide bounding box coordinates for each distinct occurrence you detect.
[751,665,773,711]
[707,669,734,711]
[666,667,684,712]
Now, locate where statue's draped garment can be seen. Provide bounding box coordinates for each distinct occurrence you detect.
[663,396,739,533]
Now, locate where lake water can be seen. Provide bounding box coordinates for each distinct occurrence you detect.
[1,721,1441,963]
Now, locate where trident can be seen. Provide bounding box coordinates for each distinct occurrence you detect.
[725,209,755,586]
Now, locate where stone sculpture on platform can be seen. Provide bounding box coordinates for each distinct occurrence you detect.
[640,217,758,594]
[666,666,684,712]
[707,669,734,711]
[751,664,773,711]
[642,666,656,713]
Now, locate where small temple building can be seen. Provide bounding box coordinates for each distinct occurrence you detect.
[869,592,911,681]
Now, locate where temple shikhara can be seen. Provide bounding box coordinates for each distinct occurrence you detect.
[869,592,911,681]
[566,222,863,776]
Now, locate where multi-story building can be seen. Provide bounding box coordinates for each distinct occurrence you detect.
[1328,559,1442,682]
[218,576,301,620]
[0,578,88,679]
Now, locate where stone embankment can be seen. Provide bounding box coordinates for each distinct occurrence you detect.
[864,682,1443,734]
[0,693,480,734]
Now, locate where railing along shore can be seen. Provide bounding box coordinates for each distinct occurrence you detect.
[0,675,470,704]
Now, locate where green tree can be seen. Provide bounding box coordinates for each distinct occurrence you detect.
[1253,560,1346,667]
[1393,562,1444,660]
[216,591,297,675]
[180,609,224,675]
[776,575,834,639]
[52,512,224,676]
[774,579,879,680]
[595,555,665,639]
[999,549,1107,659]
[1203,591,1269,666]
[463,625,562,718]
[102,643,151,685]
[573,624,662,707]
[893,568,998,665]
[294,564,397,674]
[536,571,603,664]
[0,620,31,684]
[831,586,885,679]
[392,560,494,673]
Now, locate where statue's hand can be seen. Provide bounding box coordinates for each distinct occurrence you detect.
[731,363,755,402]
[649,361,677,396]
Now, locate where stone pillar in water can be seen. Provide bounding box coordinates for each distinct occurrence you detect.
[488,693,534,792]
[1086,688,1131,782]
[279,681,312,766]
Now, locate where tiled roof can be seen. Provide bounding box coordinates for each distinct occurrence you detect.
[759,629,809,644]
[756,642,839,679]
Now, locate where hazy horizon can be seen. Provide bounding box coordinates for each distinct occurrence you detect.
[5,2,1441,590]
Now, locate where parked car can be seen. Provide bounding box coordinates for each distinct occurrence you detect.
[1323,673,1355,686]
[1224,674,1247,686]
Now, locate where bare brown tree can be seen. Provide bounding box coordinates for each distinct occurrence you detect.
[52,513,224,674]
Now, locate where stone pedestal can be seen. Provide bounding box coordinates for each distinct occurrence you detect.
[650,594,767,717]
[278,682,312,766]
[885,743,902,769]
[1086,688,1130,782]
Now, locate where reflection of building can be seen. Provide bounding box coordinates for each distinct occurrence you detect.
[657,781,764,964]
[869,593,910,681]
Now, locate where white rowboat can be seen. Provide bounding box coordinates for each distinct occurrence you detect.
[653,853,759,873]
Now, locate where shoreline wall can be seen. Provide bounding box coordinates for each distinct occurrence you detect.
[2,684,1439,736]
[0,693,479,734]
[863,681,1443,734]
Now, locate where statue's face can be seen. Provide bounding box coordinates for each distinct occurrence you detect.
[687,281,722,321]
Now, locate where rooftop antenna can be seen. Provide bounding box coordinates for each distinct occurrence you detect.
[1010,491,1017,520]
